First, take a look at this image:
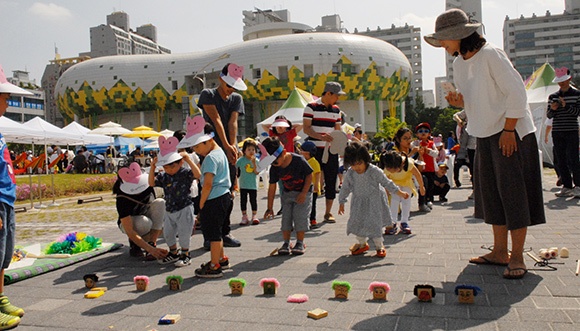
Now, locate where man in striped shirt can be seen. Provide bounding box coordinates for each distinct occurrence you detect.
[303,82,345,223]
[547,67,580,198]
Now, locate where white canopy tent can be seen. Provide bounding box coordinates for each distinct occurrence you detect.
[88,121,132,136]
[62,121,114,145]
[23,117,81,145]
[0,116,44,143]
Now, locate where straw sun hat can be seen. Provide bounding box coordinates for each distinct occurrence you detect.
[424,9,482,48]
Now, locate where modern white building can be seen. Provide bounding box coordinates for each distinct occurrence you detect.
[355,23,423,104]
[503,0,580,79]
[4,70,44,123]
[445,0,483,82]
[42,11,171,126]
[55,33,412,138]
[242,8,313,41]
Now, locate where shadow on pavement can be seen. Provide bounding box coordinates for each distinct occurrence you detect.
[303,255,394,284]
[351,263,543,330]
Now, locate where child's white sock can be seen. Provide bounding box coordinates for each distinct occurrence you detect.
[371,237,384,250]
[356,236,367,246]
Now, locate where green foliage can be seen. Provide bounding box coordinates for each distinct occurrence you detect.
[433,107,459,137]
[373,116,405,143]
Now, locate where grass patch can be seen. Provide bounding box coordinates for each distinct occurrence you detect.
[15,173,117,201]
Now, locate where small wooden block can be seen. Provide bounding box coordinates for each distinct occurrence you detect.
[307,308,328,319]
[84,290,105,299]
[158,314,181,324]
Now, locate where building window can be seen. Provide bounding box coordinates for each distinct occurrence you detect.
[278,66,288,80]
[172,80,178,90]
[253,68,261,79]
[144,65,148,69]
[304,64,314,78]
[332,64,342,74]
[113,75,117,80]
[294,56,299,61]
[351,64,360,74]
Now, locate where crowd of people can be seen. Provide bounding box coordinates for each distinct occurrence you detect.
[112,45,549,285]
[4,9,578,328]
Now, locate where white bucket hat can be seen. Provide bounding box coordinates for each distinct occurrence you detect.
[553,67,572,83]
[156,136,182,166]
[220,63,247,91]
[0,65,33,96]
[119,162,150,194]
[424,9,482,48]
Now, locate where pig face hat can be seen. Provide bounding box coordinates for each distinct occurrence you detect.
[220,63,247,91]
[118,162,149,194]
[177,116,214,149]
[156,136,182,167]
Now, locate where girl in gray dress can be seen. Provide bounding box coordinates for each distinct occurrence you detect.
[338,142,409,258]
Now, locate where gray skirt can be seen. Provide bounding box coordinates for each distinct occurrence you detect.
[473,131,546,230]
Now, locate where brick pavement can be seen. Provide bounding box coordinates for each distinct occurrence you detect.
[6,168,580,330]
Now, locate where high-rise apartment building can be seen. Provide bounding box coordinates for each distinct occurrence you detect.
[503,0,580,80]
[356,24,423,104]
[43,11,171,126]
[445,0,483,82]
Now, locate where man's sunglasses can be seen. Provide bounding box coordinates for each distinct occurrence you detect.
[416,129,430,134]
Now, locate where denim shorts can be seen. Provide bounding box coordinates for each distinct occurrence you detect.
[0,202,16,269]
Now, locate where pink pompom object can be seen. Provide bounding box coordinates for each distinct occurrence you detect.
[133,275,150,284]
[368,281,391,292]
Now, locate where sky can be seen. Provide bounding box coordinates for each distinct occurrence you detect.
[0,0,565,91]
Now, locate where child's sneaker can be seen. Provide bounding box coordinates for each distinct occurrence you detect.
[291,241,305,255]
[278,242,290,255]
[310,219,318,229]
[195,262,223,278]
[350,243,370,255]
[0,312,19,330]
[157,251,180,265]
[401,222,412,234]
[375,248,387,258]
[0,296,24,317]
[239,215,250,226]
[174,254,191,267]
[219,256,230,270]
[251,216,260,225]
[384,225,397,235]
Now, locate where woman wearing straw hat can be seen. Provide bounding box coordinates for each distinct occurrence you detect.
[425,9,545,279]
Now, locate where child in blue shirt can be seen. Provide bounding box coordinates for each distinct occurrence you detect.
[236,139,260,225]
[186,121,232,278]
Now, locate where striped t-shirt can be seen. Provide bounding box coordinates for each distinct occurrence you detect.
[303,99,341,148]
[546,87,580,132]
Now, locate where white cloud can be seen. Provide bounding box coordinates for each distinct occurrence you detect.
[29,2,72,21]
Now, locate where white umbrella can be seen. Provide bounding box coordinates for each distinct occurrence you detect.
[88,121,132,136]
[144,129,174,149]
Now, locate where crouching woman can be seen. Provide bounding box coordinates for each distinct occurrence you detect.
[113,162,168,260]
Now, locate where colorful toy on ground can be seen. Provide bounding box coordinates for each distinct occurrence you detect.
[287,294,309,303]
[159,314,181,324]
[455,285,481,304]
[368,282,390,301]
[308,308,328,320]
[44,232,102,255]
[228,278,247,295]
[166,276,183,291]
[414,284,436,302]
[84,288,105,299]
[83,273,98,289]
[134,275,149,291]
[332,280,352,299]
[260,278,280,295]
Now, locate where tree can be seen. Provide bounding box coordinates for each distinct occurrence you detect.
[434,107,459,138]
[371,116,405,146]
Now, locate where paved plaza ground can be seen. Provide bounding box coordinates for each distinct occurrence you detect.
[7,168,580,330]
